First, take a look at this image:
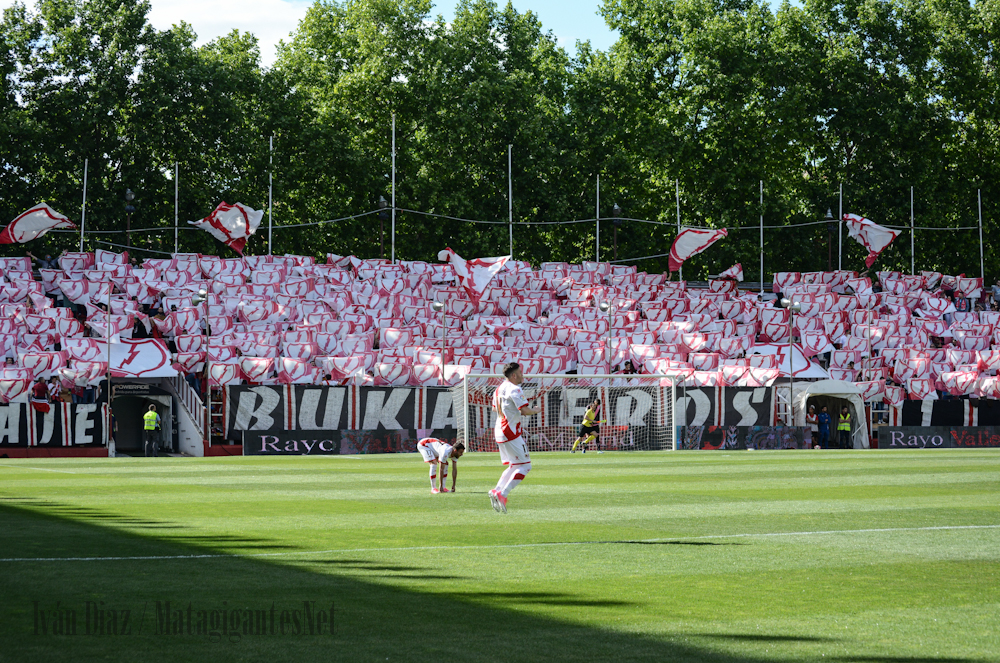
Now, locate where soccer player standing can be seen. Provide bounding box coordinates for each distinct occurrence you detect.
[416,438,465,493]
[489,362,541,513]
[570,400,603,453]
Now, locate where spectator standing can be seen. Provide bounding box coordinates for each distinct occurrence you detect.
[817,406,831,449]
[806,405,819,448]
[838,406,852,449]
[992,279,1000,308]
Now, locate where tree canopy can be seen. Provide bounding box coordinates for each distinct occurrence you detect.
[1,0,997,279]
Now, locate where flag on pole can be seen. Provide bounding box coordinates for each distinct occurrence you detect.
[437,248,510,303]
[718,263,744,281]
[668,228,728,272]
[843,214,900,268]
[0,204,76,244]
[188,202,263,254]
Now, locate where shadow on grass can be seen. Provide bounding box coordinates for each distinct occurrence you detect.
[447,591,632,607]
[0,502,989,663]
[602,540,744,546]
[692,634,839,643]
[829,659,987,663]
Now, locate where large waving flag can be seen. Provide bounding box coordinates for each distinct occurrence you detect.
[0,203,76,244]
[437,248,510,304]
[188,202,263,254]
[844,214,900,267]
[668,228,728,272]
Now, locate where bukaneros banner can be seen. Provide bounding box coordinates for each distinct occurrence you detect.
[0,403,109,447]
[675,387,775,427]
[896,399,1000,427]
[462,382,675,452]
[679,425,812,450]
[880,427,1000,449]
[243,429,458,456]
[226,385,458,438]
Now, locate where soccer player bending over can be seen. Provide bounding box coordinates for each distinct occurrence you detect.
[417,438,465,493]
[489,362,541,513]
[570,400,603,454]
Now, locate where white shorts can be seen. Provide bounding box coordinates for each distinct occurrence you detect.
[417,441,439,463]
[497,437,530,466]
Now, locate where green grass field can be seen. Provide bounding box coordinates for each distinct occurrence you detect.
[1,450,998,662]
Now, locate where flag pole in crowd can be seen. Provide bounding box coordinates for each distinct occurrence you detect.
[838,183,843,271]
[759,180,764,296]
[595,174,600,262]
[174,162,179,254]
[910,186,915,276]
[391,113,396,264]
[268,135,274,256]
[79,158,88,252]
[979,189,984,279]
[508,144,513,257]
[675,179,682,281]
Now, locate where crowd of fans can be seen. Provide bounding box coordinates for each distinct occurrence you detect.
[0,249,995,410]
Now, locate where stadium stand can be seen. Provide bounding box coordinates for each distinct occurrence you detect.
[1,251,997,415]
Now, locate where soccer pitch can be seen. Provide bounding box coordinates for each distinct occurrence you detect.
[1,451,998,663]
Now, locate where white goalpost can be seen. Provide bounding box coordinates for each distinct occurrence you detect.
[453,374,677,453]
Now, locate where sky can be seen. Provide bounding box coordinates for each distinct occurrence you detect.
[0,0,620,67]
[0,0,793,67]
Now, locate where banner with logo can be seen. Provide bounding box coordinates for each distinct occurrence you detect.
[226,385,457,437]
[679,425,811,450]
[880,427,1000,449]
[243,429,458,456]
[0,403,108,447]
[675,387,774,427]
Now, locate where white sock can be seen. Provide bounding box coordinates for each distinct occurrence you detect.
[494,466,517,492]
[499,463,531,498]
[429,464,437,488]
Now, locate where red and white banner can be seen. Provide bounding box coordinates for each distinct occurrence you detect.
[668,228,728,272]
[436,248,509,304]
[718,263,743,281]
[844,214,900,268]
[0,204,76,244]
[188,202,263,254]
[109,339,177,378]
[277,357,321,384]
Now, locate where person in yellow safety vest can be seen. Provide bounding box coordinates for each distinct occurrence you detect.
[837,406,852,450]
[143,404,161,457]
[570,400,604,454]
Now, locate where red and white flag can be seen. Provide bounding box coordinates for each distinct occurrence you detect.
[188,202,263,254]
[437,248,509,304]
[0,204,76,244]
[844,214,900,268]
[718,263,744,281]
[668,228,728,272]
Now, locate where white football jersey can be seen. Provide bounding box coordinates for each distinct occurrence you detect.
[417,438,454,463]
[493,380,528,443]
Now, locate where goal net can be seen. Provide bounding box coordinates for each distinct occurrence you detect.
[453,374,676,453]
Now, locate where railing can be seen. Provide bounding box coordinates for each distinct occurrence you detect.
[168,375,206,439]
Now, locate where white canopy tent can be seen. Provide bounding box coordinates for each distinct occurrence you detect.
[791,380,869,449]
